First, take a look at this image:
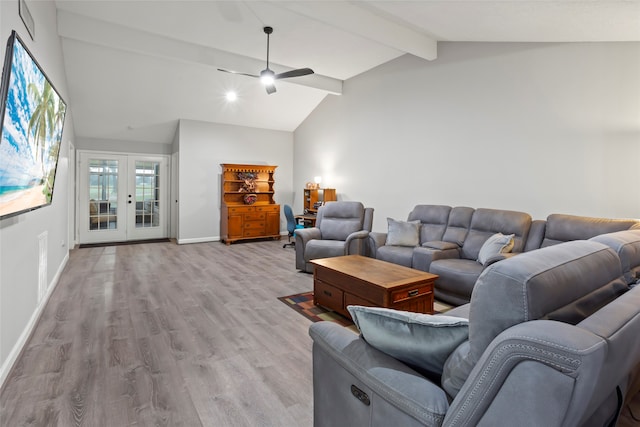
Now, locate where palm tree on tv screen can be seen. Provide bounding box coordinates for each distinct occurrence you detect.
[26,80,65,200]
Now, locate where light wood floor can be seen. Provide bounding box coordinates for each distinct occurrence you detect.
[1,239,316,426]
[2,239,639,426]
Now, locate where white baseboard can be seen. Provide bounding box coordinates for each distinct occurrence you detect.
[0,252,69,388]
[176,236,219,245]
[177,232,287,245]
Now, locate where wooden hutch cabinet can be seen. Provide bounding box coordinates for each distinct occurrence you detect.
[220,164,280,244]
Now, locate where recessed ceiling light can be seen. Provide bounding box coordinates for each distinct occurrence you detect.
[225,91,238,102]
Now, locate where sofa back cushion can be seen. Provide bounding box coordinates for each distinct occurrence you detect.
[460,208,532,260]
[318,201,365,241]
[441,206,474,246]
[442,240,628,398]
[591,229,640,285]
[541,214,638,248]
[407,204,452,244]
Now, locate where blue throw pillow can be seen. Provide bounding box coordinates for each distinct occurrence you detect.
[347,305,469,376]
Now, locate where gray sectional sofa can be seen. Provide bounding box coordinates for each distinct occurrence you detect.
[310,239,640,426]
[370,205,639,305]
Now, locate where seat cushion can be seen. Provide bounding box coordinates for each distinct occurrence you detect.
[305,240,347,261]
[347,306,469,376]
[376,245,414,268]
[430,259,484,304]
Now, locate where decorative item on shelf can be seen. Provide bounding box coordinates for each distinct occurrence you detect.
[237,171,257,193]
[305,181,315,189]
[314,176,322,190]
[243,193,258,205]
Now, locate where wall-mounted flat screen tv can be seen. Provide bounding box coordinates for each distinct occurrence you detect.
[0,31,67,219]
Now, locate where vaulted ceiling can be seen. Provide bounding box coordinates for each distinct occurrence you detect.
[55,1,640,145]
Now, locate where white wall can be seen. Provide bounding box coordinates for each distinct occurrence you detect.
[176,119,293,243]
[294,42,640,232]
[76,136,173,155]
[0,1,75,380]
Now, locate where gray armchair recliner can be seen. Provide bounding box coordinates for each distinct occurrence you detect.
[295,201,374,273]
[310,240,640,427]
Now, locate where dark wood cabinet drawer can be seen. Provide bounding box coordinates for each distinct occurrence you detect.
[315,280,343,311]
[392,285,432,303]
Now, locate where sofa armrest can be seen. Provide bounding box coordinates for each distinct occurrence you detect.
[295,227,322,270]
[345,230,371,256]
[444,320,606,426]
[309,322,450,427]
[368,231,388,258]
[412,246,461,272]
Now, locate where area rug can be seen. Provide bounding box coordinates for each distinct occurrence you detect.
[278,292,355,328]
[278,291,454,331]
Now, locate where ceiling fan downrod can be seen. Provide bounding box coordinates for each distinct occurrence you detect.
[264,26,273,71]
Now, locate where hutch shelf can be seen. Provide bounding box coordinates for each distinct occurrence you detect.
[220,164,280,245]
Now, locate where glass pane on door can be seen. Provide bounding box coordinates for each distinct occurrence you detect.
[135,160,160,228]
[88,159,118,230]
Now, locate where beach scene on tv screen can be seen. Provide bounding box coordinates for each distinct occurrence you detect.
[0,35,66,217]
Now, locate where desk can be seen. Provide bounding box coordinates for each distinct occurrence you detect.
[295,213,317,227]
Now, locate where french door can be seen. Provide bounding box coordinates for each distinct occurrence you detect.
[78,152,169,244]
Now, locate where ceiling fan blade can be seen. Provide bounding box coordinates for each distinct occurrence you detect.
[217,68,259,79]
[274,68,314,80]
[265,84,277,95]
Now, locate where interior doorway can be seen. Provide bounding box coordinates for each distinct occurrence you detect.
[78,151,169,244]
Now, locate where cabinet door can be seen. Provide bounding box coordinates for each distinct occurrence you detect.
[228,213,243,238]
[265,211,280,236]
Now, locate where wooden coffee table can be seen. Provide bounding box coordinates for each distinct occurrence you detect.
[311,255,438,319]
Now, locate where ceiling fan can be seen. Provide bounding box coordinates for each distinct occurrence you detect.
[218,26,314,95]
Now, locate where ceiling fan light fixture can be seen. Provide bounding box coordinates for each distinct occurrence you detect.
[260,69,275,86]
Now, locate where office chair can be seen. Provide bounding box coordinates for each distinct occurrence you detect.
[283,204,303,248]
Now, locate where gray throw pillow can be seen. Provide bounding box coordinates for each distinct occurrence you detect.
[347,305,469,376]
[477,233,515,265]
[386,218,420,247]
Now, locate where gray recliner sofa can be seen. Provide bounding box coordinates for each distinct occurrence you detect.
[295,201,374,273]
[371,205,638,306]
[309,240,640,427]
